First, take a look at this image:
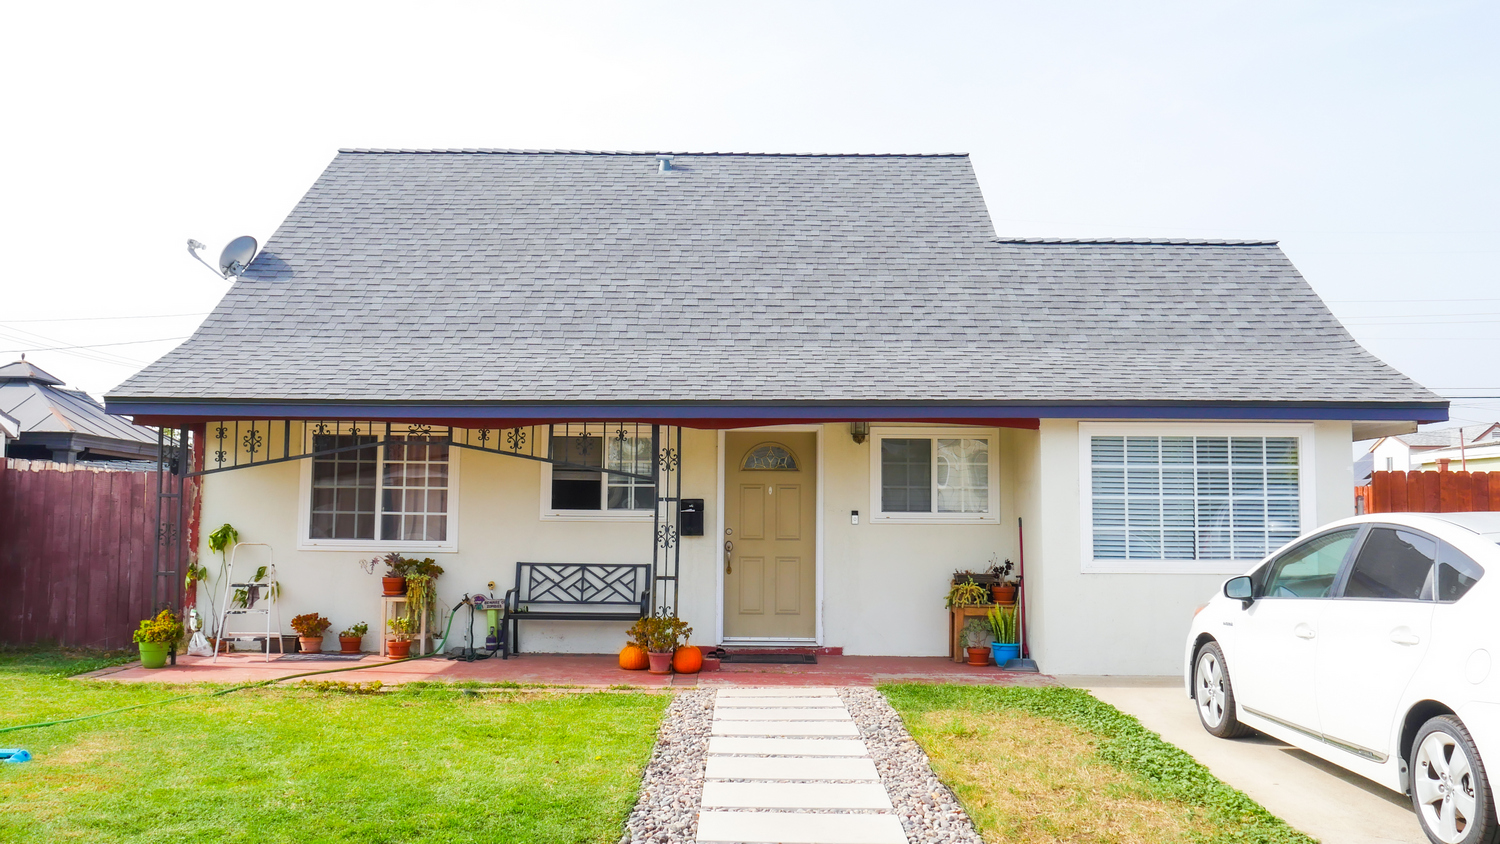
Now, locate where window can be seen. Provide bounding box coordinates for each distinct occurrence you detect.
[1083,425,1309,572]
[1438,543,1484,602]
[302,426,455,549]
[543,429,655,517]
[1263,529,1357,598]
[1343,527,1437,601]
[742,443,799,471]
[870,429,997,522]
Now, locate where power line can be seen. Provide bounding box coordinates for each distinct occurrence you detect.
[0,311,209,324]
[0,336,189,353]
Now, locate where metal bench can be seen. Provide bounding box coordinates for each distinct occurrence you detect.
[503,562,652,657]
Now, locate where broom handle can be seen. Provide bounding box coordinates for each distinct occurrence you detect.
[1018,517,1028,659]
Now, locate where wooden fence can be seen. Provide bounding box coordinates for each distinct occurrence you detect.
[0,459,163,649]
[1361,470,1500,514]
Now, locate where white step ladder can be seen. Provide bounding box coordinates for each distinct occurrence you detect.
[211,542,282,663]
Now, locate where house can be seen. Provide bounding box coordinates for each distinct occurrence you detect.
[1366,424,1500,473]
[0,408,18,454]
[0,360,160,465]
[104,150,1446,675]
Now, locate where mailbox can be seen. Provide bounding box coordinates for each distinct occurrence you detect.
[679,499,705,536]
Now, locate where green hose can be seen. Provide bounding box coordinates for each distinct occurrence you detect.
[0,609,462,736]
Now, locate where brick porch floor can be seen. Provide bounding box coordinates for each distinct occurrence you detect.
[83,652,1057,688]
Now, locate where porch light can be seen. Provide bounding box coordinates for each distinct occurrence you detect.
[850,422,869,444]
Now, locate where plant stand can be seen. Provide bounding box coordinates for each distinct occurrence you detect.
[949,604,997,663]
[380,595,430,657]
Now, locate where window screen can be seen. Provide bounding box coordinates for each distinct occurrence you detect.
[881,438,933,513]
[309,435,378,539]
[1091,435,1300,561]
[1344,527,1437,601]
[1263,529,1357,598]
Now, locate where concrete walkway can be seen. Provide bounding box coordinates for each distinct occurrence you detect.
[699,687,909,844]
[1063,676,1424,844]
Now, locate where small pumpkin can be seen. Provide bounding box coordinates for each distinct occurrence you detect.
[618,644,649,671]
[672,645,703,674]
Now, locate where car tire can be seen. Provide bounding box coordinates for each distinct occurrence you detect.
[1411,715,1500,844]
[1193,641,1253,739]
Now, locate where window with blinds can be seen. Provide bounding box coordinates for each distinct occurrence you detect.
[1089,435,1301,562]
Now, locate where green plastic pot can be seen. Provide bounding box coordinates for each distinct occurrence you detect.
[138,641,170,669]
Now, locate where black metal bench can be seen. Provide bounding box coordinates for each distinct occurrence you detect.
[503,562,652,658]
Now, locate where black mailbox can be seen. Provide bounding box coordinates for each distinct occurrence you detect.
[679,499,705,536]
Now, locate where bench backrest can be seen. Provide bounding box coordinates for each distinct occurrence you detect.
[512,562,653,609]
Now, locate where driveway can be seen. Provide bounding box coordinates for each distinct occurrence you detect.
[1060,675,1424,844]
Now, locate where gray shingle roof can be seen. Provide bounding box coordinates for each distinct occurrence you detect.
[108,150,1440,413]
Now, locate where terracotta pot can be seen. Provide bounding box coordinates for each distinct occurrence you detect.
[646,651,673,675]
[339,636,362,655]
[387,639,412,659]
[991,585,1017,604]
[619,644,649,671]
[672,645,703,674]
[966,646,991,666]
[299,636,324,654]
[382,576,407,597]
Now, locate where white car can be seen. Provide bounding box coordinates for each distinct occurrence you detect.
[1185,512,1500,844]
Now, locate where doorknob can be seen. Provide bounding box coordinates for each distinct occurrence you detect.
[724,540,733,575]
[1294,623,1316,640]
[1390,628,1421,646]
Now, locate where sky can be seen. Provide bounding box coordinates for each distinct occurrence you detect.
[1,1,1496,438]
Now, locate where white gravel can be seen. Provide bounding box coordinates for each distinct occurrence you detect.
[841,688,984,844]
[622,689,714,844]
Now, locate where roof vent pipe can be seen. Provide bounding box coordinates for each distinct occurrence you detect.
[656,155,674,172]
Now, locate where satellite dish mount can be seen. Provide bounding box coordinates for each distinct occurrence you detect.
[187,235,259,280]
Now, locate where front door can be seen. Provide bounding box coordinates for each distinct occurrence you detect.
[723,432,817,639]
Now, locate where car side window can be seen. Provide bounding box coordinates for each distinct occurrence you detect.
[1262,529,1358,598]
[1343,527,1437,601]
[1437,542,1484,603]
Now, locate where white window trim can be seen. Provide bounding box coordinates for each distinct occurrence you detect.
[1078,422,1317,575]
[539,426,656,522]
[868,426,1001,524]
[296,426,461,553]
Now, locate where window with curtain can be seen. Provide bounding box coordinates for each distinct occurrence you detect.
[876,434,993,519]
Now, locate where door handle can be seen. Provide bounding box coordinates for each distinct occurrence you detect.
[724,540,733,575]
[1294,623,1316,640]
[1390,628,1421,646]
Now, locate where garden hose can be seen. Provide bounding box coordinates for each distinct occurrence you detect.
[0,608,461,737]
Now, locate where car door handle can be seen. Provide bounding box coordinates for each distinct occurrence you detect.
[1390,628,1420,646]
[1294,623,1316,640]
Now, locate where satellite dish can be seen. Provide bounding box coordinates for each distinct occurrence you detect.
[218,236,258,277]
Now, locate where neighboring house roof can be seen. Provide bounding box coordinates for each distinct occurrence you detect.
[1353,452,1374,486]
[1394,424,1500,450]
[107,149,1445,424]
[0,361,158,457]
[0,407,18,441]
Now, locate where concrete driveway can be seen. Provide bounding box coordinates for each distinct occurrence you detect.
[1060,675,1425,844]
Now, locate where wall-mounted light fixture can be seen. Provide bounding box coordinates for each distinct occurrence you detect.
[850,422,870,444]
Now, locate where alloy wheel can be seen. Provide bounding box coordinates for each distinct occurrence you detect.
[1415,730,1479,843]
[1196,650,1226,728]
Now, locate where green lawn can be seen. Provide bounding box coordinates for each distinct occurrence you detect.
[0,648,668,844]
[881,684,1313,844]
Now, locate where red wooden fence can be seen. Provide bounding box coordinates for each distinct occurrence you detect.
[0,459,160,649]
[1365,470,1500,514]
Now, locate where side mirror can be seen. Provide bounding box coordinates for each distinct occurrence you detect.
[1224,576,1254,608]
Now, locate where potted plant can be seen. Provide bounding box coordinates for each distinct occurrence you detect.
[339,622,368,655]
[988,604,1021,666]
[132,609,184,669]
[626,613,693,675]
[387,615,415,659]
[403,557,445,632]
[365,552,411,597]
[291,613,331,654]
[987,557,1017,605]
[945,576,990,609]
[962,618,993,666]
[231,565,280,610]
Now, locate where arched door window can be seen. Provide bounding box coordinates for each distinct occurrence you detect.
[741,442,800,471]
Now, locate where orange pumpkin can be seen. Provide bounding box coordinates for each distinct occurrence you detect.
[618,644,649,671]
[672,645,703,674]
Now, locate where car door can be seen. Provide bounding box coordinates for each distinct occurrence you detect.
[1315,525,1438,763]
[1234,528,1360,737]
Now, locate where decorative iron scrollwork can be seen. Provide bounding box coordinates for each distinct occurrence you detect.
[312,421,331,435]
[506,428,526,452]
[348,424,361,436]
[409,424,432,437]
[477,428,491,445]
[658,447,679,472]
[214,449,227,466]
[157,523,178,545]
[657,524,678,549]
[214,425,228,441]
[242,428,263,455]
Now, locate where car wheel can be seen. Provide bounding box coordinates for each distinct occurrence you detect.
[1194,642,1252,738]
[1411,715,1500,844]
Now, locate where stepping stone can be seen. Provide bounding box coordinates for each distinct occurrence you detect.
[696,811,908,844]
[712,720,860,737]
[715,687,838,697]
[716,696,844,708]
[705,755,880,781]
[708,737,868,757]
[713,708,851,721]
[702,781,892,810]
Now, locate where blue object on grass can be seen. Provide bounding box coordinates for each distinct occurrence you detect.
[0,748,32,763]
[990,643,1021,665]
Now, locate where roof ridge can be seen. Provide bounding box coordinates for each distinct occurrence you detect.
[337,148,969,157]
[991,237,1280,246]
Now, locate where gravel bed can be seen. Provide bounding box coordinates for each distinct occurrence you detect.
[841,688,984,844]
[621,689,714,844]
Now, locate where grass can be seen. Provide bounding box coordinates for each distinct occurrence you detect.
[0,647,668,844]
[881,684,1314,844]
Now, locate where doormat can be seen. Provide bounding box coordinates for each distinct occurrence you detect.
[274,653,366,662]
[719,654,817,665]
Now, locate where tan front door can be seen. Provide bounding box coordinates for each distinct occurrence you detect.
[723,432,817,639]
